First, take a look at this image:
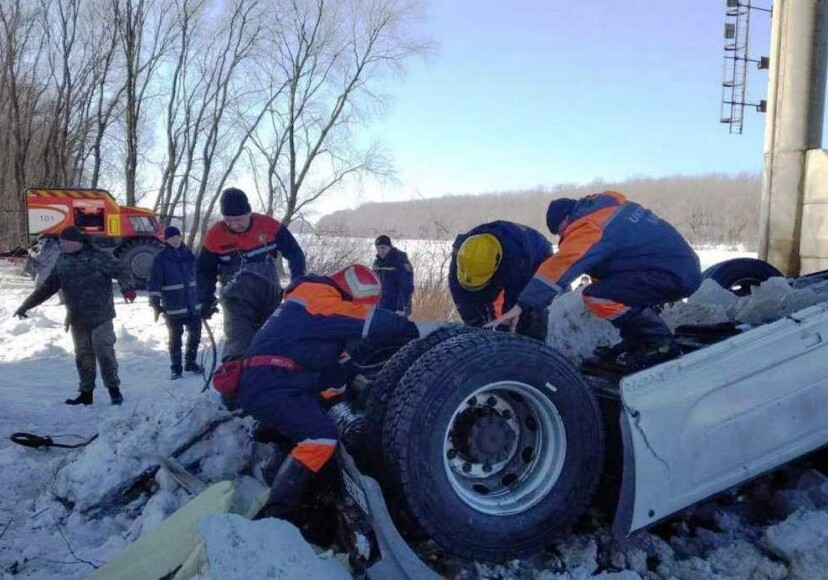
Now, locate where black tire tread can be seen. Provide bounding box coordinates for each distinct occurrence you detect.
[383,331,605,561]
[363,325,479,458]
[702,258,783,295]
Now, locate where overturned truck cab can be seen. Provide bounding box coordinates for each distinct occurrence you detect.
[339,258,828,566]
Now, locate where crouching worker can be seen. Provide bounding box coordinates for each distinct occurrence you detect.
[148,226,203,379]
[219,264,436,522]
[489,192,702,371]
[449,221,553,340]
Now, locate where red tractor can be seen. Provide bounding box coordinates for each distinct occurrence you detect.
[25,188,165,288]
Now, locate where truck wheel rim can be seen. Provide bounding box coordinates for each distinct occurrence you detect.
[131,252,154,278]
[442,380,566,516]
[727,276,762,296]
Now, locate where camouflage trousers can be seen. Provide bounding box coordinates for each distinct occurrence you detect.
[70,319,119,392]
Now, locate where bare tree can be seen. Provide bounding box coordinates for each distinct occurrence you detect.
[249,0,429,227]
[86,1,127,189]
[153,0,207,223]
[112,0,176,205]
[0,0,50,245]
[183,0,269,246]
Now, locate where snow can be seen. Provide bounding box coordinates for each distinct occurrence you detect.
[1,248,828,579]
[198,514,351,579]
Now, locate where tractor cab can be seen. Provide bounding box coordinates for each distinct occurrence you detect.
[24,188,164,288]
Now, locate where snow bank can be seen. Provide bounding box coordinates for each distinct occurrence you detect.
[198,514,352,579]
[53,397,247,515]
[548,276,828,362]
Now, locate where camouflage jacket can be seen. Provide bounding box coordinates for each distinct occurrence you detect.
[19,244,134,329]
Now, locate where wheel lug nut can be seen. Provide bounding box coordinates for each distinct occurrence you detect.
[486,396,497,406]
[482,463,492,473]
[502,409,513,419]
[447,448,457,459]
[462,462,471,472]
[467,396,477,407]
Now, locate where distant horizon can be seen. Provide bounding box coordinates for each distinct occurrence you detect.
[316,168,763,219]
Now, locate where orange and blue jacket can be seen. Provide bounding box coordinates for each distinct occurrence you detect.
[238,275,418,409]
[517,192,701,310]
[196,213,305,303]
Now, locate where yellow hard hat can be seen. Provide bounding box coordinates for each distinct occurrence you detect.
[456,233,503,291]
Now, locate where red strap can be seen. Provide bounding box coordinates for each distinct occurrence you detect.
[244,355,303,372]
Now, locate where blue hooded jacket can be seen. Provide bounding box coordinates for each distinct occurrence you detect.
[372,247,414,313]
[239,275,419,411]
[148,244,200,319]
[518,192,702,310]
[449,221,553,326]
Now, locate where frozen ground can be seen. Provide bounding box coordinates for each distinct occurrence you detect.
[2,247,828,579]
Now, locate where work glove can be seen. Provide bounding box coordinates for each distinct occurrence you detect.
[13,307,28,320]
[415,321,446,338]
[122,289,137,303]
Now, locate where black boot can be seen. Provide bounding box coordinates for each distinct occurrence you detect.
[184,362,203,373]
[257,456,317,521]
[65,391,93,406]
[108,387,123,405]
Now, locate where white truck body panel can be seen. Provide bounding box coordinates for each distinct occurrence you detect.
[613,301,828,536]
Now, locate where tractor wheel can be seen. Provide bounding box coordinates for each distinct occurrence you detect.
[702,258,784,296]
[383,331,604,561]
[363,325,479,466]
[118,240,163,289]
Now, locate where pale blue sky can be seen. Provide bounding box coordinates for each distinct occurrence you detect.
[331,0,780,213]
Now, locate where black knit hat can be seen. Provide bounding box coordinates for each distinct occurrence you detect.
[220,187,252,217]
[375,235,392,247]
[59,226,85,243]
[546,198,577,235]
[164,226,181,240]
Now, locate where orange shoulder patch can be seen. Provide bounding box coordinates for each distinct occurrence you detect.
[286,282,372,320]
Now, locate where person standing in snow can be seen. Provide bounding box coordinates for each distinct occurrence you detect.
[371,235,414,316]
[235,264,441,525]
[148,226,203,380]
[196,188,306,362]
[488,192,702,370]
[449,221,553,341]
[13,226,136,405]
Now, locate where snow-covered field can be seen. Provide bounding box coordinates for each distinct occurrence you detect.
[3,247,828,579]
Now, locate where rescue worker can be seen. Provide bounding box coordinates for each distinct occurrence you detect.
[489,192,702,370]
[237,264,440,522]
[148,226,203,380]
[197,187,306,361]
[13,226,135,405]
[372,235,414,316]
[449,221,553,341]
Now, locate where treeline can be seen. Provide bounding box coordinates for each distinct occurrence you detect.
[0,0,426,250]
[317,172,762,248]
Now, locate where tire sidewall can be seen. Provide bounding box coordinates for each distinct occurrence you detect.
[394,334,603,555]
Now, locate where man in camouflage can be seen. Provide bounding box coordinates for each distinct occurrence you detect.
[14,226,136,405]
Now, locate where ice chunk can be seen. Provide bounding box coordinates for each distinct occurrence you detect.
[199,514,352,579]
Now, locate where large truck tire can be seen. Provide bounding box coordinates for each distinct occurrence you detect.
[117,239,163,289]
[383,332,604,561]
[363,325,479,463]
[702,258,783,296]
